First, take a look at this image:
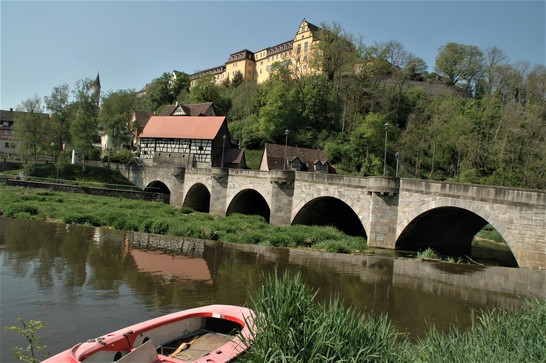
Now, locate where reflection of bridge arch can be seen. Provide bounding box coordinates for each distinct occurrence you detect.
[292,196,367,237]
[183,183,210,213]
[226,189,270,222]
[397,200,518,263]
[145,181,171,203]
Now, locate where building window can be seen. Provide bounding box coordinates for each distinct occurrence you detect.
[304,42,308,52]
[290,160,302,170]
[297,44,301,54]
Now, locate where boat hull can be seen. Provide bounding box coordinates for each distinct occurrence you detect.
[42,304,254,363]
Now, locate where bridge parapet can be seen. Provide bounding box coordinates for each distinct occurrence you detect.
[400,179,546,206]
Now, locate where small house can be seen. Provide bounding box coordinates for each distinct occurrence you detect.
[259,143,335,173]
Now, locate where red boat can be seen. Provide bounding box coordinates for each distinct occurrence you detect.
[42,305,254,363]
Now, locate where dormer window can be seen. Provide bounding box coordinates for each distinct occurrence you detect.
[290,160,302,170]
[315,162,329,173]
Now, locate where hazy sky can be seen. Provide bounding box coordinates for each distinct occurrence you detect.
[1,0,544,110]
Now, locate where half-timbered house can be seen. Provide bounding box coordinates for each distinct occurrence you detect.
[138,116,245,168]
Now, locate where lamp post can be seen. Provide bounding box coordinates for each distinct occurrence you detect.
[221,135,226,168]
[383,122,388,176]
[284,129,289,170]
[395,152,400,178]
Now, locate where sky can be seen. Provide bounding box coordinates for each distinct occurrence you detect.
[1,0,545,110]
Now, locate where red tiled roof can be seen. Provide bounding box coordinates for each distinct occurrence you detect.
[140,116,226,140]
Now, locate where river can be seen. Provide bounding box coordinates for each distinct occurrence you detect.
[1,217,544,361]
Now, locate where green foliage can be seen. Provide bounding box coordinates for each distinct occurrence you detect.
[0,185,369,255]
[475,224,506,243]
[4,318,48,363]
[70,78,100,161]
[240,272,408,362]
[416,247,441,260]
[242,273,545,362]
[142,218,171,234]
[21,163,133,185]
[107,149,136,165]
[142,72,190,113]
[44,83,72,153]
[413,300,546,362]
[435,42,484,91]
[188,75,231,113]
[99,89,135,150]
[15,96,51,160]
[179,207,194,214]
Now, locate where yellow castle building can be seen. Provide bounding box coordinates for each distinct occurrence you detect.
[189,19,320,86]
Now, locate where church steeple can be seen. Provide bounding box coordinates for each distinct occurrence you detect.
[92,73,101,107]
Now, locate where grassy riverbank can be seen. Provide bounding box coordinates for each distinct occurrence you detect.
[0,184,367,253]
[241,272,545,363]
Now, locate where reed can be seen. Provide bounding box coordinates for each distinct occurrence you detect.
[413,299,546,362]
[240,272,545,362]
[240,272,409,362]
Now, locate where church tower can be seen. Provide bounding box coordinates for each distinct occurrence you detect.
[91,73,101,107]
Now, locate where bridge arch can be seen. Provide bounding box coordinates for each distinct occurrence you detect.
[292,196,367,237]
[226,189,271,222]
[396,199,518,264]
[183,183,210,213]
[145,181,171,203]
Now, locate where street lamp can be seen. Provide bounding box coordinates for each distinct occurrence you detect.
[284,129,289,170]
[395,152,400,178]
[221,135,226,168]
[383,122,388,176]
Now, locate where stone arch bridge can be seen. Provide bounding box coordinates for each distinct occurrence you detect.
[119,165,545,270]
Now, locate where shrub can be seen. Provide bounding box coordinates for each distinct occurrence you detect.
[179,207,194,214]
[63,214,101,227]
[4,205,40,218]
[416,247,440,260]
[141,219,170,234]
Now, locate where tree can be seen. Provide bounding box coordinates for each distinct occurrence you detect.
[44,83,71,154]
[143,72,189,113]
[189,75,231,113]
[312,21,360,81]
[15,96,49,161]
[231,71,244,88]
[482,46,508,99]
[435,42,484,94]
[99,90,135,154]
[69,78,100,165]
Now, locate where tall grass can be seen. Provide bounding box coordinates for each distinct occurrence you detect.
[241,273,546,362]
[413,300,546,362]
[240,272,409,362]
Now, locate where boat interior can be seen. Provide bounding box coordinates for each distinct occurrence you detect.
[82,316,243,363]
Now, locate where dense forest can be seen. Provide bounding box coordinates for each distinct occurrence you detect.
[16,22,545,189]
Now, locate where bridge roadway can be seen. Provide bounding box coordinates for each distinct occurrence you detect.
[119,165,545,270]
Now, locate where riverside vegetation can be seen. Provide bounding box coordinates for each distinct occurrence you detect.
[5,273,545,363]
[0,184,366,254]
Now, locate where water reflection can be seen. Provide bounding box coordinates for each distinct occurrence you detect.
[1,217,544,361]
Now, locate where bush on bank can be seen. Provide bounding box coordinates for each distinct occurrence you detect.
[242,272,546,363]
[0,185,367,253]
